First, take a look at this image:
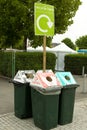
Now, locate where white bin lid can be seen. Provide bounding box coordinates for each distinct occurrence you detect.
[13,70,35,83]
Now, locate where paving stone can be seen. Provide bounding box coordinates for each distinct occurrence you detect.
[0,99,87,130]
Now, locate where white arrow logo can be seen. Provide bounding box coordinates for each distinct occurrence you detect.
[36,14,53,33]
[47,21,53,28]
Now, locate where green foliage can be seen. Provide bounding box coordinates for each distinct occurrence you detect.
[14,36,24,50]
[75,35,87,49]
[65,54,87,75]
[48,0,81,34]
[0,0,81,49]
[62,38,76,50]
[0,0,30,48]
[0,51,12,77]
[31,36,52,48]
[0,51,56,77]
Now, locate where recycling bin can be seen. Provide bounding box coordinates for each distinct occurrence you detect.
[13,70,35,119]
[30,70,62,130]
[55,72,79,125]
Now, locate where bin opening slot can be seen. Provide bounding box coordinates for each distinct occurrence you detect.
[65,75,70,81]
[25,73,34,79]
[46,76,52,82]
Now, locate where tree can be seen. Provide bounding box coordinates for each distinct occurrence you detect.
[62,38,76,50]
[0,0,31,49]
[75,35,87,49]
[0,0,81,49]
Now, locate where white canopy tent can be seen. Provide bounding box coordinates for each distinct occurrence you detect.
[49,43,77,71]
[27,46,51,52]
[50,42,76,53]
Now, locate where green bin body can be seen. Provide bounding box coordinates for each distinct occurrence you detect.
[13,82,32,119]
[55,72,79,125]
[58,85,78,125]
[31,88,60,130]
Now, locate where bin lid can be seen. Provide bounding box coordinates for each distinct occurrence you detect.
[30,70,62,93]
[55,72,77,86]
[13,70,35,83]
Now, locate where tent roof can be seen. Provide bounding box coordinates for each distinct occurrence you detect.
[50,42,77,53]
[27,43,77,53]
[27,46,51,52]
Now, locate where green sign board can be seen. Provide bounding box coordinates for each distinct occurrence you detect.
[34,3,54,36]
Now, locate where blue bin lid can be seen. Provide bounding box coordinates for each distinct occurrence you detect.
[55,72,77,86]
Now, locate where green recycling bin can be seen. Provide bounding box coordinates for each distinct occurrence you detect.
[55,72,79,125]
[31,88,60,130]
[13,82,32,119]
[30,71,62,130]
[13,70,35,119]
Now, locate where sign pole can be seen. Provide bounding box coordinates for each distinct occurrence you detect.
[34,3,54,72]
[43,36,46,72]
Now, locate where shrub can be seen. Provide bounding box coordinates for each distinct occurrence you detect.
[0,51,56,78]
[65,54,87,75]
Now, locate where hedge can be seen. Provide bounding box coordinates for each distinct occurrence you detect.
[65,54,87,75]
[0,51,56,78]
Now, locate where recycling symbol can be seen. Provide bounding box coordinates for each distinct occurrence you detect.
[36,14,53,33]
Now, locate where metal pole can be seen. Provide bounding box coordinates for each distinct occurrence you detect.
[12,51,15,78]
[82,66,85,76]
[83,74,87,93]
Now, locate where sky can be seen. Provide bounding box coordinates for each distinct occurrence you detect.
[52,0,87,44]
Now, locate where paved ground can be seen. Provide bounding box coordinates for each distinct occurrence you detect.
[0,99,87,130]
[0,75,87,130]
[0,77,14,114]
[74,75,87,100]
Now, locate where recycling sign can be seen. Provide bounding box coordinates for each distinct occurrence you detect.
[34,3,54,36]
